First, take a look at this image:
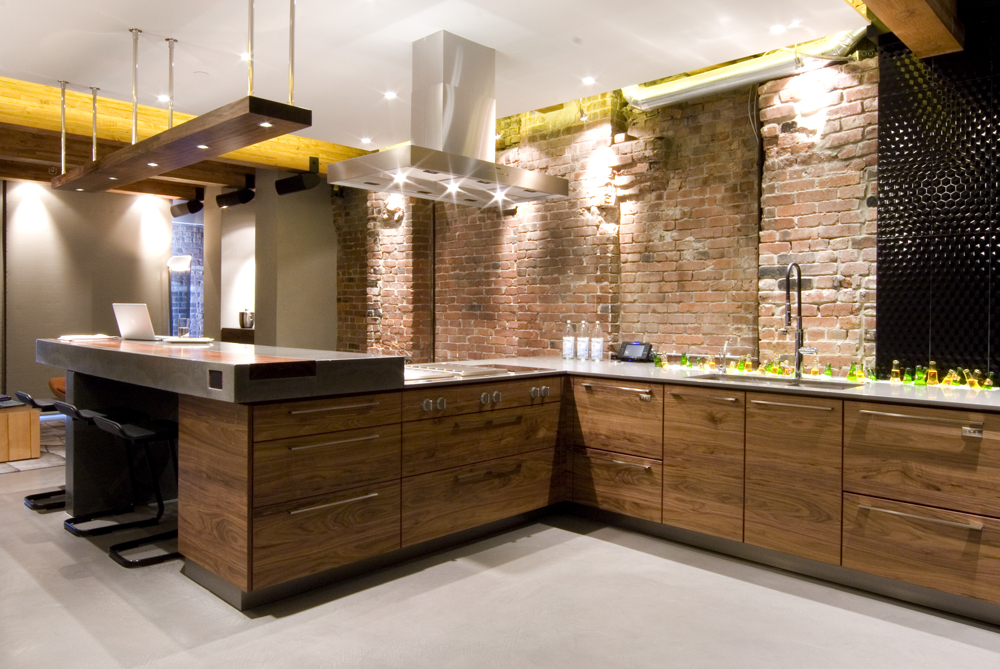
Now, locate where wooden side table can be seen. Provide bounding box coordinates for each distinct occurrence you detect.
[0,404,41,462]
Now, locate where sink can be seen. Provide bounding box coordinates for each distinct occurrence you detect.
[689,373,864,391]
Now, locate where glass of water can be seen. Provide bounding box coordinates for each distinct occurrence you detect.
[177,318,190,337]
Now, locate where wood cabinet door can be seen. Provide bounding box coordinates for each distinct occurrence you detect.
[253,424,402,508]
[843,493,1000,604]
[402,403,559,477]
[401,449,557,547]
[571,377,663,459]
[745,392,843,565]
[844,401,1000,518]
[253,391,401,442]
[252,481,401,590]
[573,448,662,522]
[662,386,745,542]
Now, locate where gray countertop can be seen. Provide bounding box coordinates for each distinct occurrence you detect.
[36,338,404,403]
[36,339,1000,412]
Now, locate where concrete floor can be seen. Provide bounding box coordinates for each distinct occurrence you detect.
[4,469,1000,668]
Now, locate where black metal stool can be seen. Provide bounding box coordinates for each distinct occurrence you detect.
[16,391,65,511]
[64,416,182,568]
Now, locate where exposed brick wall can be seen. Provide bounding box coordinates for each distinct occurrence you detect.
[757,57,878,374]
[332,188,370,352]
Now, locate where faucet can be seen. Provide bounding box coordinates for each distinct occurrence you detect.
[718,337,734,371]
[784,263,816,379]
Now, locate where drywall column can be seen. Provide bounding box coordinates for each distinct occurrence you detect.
[202,186,222,339]
[220,198,256,331]
[254,170,338,349]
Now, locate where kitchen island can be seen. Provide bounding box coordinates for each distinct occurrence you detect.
[36,339,1000,623]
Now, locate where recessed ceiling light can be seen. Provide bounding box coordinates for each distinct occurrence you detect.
[582,76,596,85]
[197,144,209,150]
[147,162,158,167]
[384,91,397,100]
[392,173,407,185]
[240,52,251,61]
[108,177,118,181]
[361,137,372,144]
[446,182,461,194]
[157,94,170,103]
[75,188,84,192]
[259,122,273,128]
[194,71,209,77]
[770,24,786,34]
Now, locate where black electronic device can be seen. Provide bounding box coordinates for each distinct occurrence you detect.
[616,341,655,362]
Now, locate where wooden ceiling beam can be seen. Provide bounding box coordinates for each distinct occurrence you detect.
[0,76,368,176]
[863,0,964,58]
[0,124,248,188]
[0,160,198,200]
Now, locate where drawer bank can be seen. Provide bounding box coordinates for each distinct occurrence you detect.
[36,340,1000,621]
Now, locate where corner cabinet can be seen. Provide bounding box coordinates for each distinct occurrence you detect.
[744,392,843,565]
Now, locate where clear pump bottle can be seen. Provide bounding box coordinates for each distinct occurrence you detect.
[576,322,590,359]
[562,321,575,360]
[589,321,605,361]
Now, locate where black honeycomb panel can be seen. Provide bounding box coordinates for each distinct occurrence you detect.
[927,235,991,373]
[876,163,992,238]
[876,236,930,376]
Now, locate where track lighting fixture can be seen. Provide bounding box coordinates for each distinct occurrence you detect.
[170,187,205,217]
[217,174,256,209]
[275,157,322,195]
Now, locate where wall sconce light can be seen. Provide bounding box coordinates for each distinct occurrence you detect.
[217,174,256,209]
[579,105,589,122]
[380,193,405,222]
[275,156,322,195]
[170,187,205,217]
[166,254,193,272]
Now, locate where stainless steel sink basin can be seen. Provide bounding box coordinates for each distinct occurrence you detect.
[689,373,864,390]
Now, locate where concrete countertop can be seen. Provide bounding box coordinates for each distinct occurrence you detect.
[406,356,1000,413]
[36,338,404,404]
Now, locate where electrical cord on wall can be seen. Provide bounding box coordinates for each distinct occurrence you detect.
[747,84,759,143]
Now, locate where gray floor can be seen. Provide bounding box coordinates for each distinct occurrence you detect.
[4,469,1000,668]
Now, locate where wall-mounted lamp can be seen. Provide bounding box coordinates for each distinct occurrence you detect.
[166,254,193,272]
[275,156,321,195]
[217,174,256,209]
[169,187,205,217]
[579,105,589,122]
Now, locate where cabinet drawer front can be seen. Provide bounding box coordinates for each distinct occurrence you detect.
[402,403,559,477]
[253,425,402,508]
[662,386,745,541]
[573,449,662,522]
[572,377,663,459]
[844,401,1000,517]
[401,449,556,547]
[745,392,842,565]
[252,481,401,590]
[253,392,401,442]
[402,377,563,422]
[843,493,1000,604]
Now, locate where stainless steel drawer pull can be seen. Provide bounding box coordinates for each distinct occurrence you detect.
[481,392,491,405]
[289,492,379,515]
[670,392,738,403]
[751,400,833,411]
[436,397,447,411]
[492,391,502,403]
[288,434,380,451]
[289,401,380,415]
[859,505,984,532]
[612,459,653,472]
[858,409,984,430]
[530,387,540,399]
[581,382,654,396]
[541,385,550,398]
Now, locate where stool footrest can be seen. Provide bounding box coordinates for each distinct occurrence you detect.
[24,489,66,511]
[108,530,181,568]
[64,508,158,537]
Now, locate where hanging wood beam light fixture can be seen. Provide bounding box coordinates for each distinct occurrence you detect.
[51,0,311,194]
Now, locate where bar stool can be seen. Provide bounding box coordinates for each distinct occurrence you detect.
[16,391,65,511]
[65,416,181,568]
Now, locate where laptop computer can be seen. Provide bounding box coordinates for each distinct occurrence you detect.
[112,303,213,343]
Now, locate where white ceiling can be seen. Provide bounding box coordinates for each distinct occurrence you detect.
[0,0,867,150]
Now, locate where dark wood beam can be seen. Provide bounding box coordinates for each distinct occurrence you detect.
[51,97,310,193]
[0,123,248,189]
[864,0,964,58]
[0,160,198,200]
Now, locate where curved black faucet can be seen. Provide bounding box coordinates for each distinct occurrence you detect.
[784,262,810,379]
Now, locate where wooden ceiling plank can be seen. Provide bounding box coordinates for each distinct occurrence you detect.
[864,0,964,58]
[0,160,197,199]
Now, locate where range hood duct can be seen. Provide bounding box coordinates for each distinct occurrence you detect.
[622,28,868,111]
[327,31,568,207]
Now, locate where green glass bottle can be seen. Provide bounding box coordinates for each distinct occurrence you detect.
[914,365,926,387]
[823,362,833,378]
[985,372,996,390]
[680,352,689,367]
[737,356,745,373]
[903,368,914,384]
[846,362,858,382]
[867,366,877,382]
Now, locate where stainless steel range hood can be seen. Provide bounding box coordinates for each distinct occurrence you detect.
[327,31,568,207]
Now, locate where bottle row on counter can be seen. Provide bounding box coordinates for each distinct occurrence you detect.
[562,321,606,361]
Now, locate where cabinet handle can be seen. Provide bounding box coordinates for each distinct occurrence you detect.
[492,391,502,403]
[541,386,550,398]
[454,462,523,484]
[581,382,654,399]
[436,397,447,410]
[289,401,379,415]
[422,399,434,412]
[288,434,380,451]
[858,409,984,430]
[481,392,491,405]
[530,387,540,399]
[453,415,523,432]
[750,399,833,411]
[288,492,379,515]
[859,505,983,532]
[670,392,738,403]
[612,459,653,472]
